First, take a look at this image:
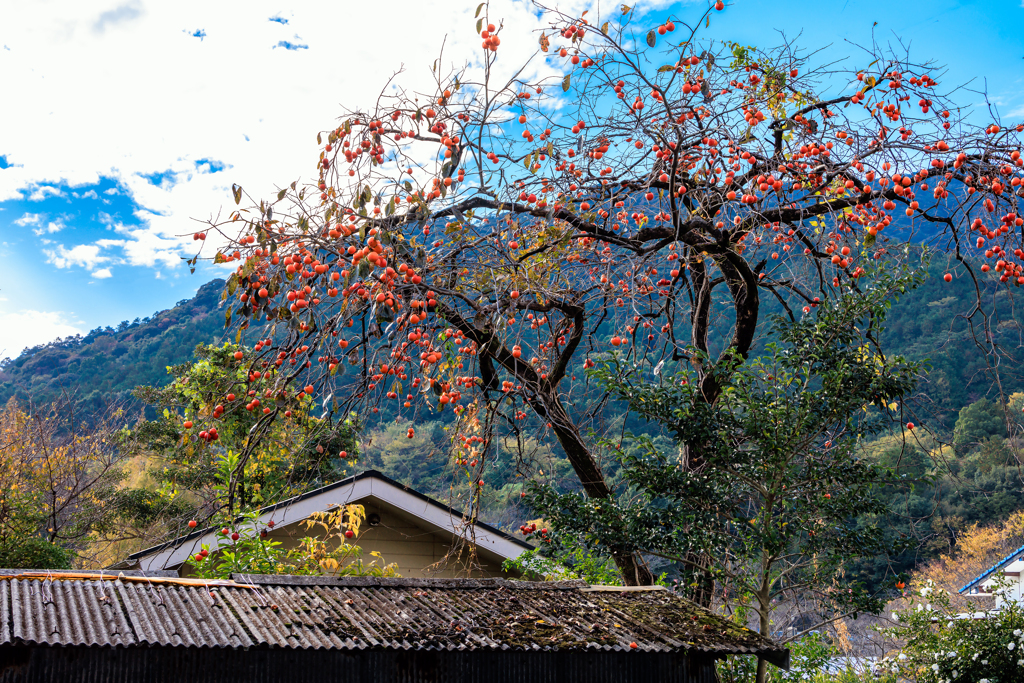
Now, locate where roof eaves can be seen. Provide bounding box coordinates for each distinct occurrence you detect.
[959,542,1024,594]
[126,470,533,561]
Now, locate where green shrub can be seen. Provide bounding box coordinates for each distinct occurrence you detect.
[878,579,1024,683]
[0,538,74,569]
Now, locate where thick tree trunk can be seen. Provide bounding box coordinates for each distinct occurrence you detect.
[680,253,762,604]
[537,390,655,586]
[442,302,656,585]
[755,572,772,683]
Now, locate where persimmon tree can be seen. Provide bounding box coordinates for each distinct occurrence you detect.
[127,342,359,529]
[194,1,1024,584]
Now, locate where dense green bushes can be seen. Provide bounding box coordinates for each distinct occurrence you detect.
[878,581,1024,683]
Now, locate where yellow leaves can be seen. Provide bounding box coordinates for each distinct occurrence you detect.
[907,508,1024,611]
[285,511,400,578]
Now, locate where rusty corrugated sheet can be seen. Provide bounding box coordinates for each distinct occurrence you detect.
[115,581,253,648]
[218,578,780,661]
[219,584,348,650]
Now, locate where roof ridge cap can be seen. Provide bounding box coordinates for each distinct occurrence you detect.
[230,574,587,589]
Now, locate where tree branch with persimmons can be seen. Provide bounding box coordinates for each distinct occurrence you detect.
[190,0,1024,586]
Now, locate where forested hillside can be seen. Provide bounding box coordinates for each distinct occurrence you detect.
[882,263,1024,430]
[0,279,231,413]
[3,263,1024,588]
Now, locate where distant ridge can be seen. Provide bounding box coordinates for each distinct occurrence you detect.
[1,260,1023,430]
[0,279,229,412]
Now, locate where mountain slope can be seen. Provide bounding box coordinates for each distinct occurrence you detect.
[0,279,230,412]
[3,260,1023,430]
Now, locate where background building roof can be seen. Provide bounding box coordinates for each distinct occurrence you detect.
[124,470,532,572]
[959,543,1024,594]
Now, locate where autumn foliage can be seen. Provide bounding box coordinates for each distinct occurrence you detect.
[901,510,1024,612]
[194,1,1024,584]
[0,395,125,567]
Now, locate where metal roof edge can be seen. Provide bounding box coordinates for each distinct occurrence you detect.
[0,569,178,579]
[230,575,588,589]
[959,542,1024,593]
[581,585,668,592]
[125,470,533,562]
[763,646,791,670]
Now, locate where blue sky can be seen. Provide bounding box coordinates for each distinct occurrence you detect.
[1,0,1023,360]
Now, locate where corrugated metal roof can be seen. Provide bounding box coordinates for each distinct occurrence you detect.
[0,574,785,666]
[117,581,253,648]
[10,575,136,647]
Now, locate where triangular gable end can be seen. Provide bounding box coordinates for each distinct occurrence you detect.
[123,471,532,577]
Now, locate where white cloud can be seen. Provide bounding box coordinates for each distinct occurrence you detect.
[0,309,84,359]
[44,243,109,269]
[42,229,181,273]
[13,212,42,226]
[27,185,62,201]
[93,2,143,34]
[114,226,183,268]
[1,0,677,269]
[33,218,66,235]
[91,267,113,278]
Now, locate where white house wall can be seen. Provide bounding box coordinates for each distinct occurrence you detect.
[985,575,1024,610]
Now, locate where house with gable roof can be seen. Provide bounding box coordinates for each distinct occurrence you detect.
[959,542,1024,608]
[115,470,532,579]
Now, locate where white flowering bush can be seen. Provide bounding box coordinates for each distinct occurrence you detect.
[877,579,1024,683]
